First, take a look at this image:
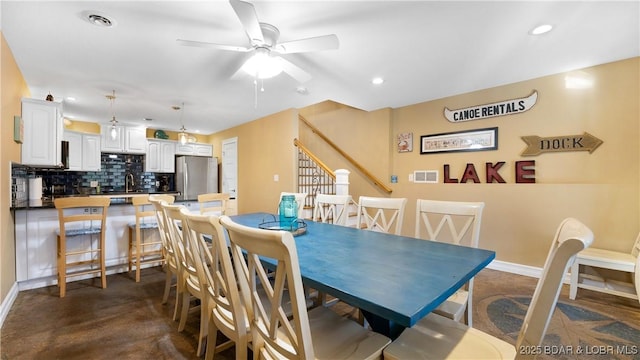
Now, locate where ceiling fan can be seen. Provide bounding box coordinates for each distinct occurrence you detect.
[177,0,339,83]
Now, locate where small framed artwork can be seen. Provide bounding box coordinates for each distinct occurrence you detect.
[397,132,413,152]
[14,116,23,144]
[420,127,498,154]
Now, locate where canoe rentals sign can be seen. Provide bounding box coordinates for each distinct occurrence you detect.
[521,132,603,156]
[444,91,538,123]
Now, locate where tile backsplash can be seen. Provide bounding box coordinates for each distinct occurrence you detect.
[30,153,174,195]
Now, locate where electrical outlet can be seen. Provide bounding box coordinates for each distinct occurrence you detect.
[273,174,279,182]
[156,181,160,186]
[90,181,98,187]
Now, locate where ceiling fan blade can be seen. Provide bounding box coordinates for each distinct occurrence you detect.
[229,0,264,45]
[279,57,312,83]
[176,39,251,52]
[275,34,339,54]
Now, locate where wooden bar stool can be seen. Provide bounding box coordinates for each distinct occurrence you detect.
[54,196,111,298]
[128,195,164,282]
[197,192,230,216]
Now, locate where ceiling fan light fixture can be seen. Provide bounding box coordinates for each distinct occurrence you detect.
[242,48,283,79]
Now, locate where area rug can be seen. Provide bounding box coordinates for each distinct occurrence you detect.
[475,292,640,360]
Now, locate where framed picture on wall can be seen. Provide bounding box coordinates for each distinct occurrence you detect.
[420,127,498,154]
[397,132,413,152]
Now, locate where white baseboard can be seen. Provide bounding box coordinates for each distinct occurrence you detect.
[487,259,543,278]
[0,282,19,329]
[487,259,574,284]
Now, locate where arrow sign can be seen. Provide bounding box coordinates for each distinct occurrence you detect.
[521,132,603,156]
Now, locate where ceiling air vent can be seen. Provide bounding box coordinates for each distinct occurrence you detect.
[414,170,438,184]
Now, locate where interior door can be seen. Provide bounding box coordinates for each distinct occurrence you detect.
[222,137,238,199]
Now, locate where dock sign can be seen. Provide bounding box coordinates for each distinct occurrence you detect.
[521,132,603,156]
[444,91,538,123]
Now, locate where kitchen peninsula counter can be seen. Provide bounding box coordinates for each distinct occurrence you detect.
[11,191,181,210]
[13,191,197,290]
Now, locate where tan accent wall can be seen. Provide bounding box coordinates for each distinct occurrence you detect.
[392,58,638,267]
[1,32,30,303]
[297,57,639,268]
[208,108,299,215]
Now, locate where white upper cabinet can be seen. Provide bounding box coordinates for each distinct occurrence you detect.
[146,139,176,173]
[101,125,147,154]
[82,134,102,171]
[21,98,63,167]
[63,131,102,171]
[175,142,213,157]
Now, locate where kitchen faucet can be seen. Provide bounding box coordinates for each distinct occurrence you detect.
[125,173,135,193]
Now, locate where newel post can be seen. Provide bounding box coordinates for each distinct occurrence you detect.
[335,169,350,196]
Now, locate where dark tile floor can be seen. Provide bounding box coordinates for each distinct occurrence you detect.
[2,267,639,359]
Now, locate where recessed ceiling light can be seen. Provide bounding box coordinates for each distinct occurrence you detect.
[530,24,553,35]
[84,12,116,27]
[296,86,309,95]
[65,96,76,102]
[372,77,384,85]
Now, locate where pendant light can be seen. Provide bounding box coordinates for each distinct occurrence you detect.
[106,90,118,140]
[174,103,188,145]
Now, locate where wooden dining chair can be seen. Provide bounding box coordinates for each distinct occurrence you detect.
[148,195,177,306]
[183,211,251,360]
[384,217,594,360]
[414,199,485,327]
[127,195,164,282]
[197,192,230,216]
[356,196,407,235]
[163,203,209,356]
[279,192,308,220]
[219,215,391,360]
[54,196,111,298]
[569,231,640,303]
[312,193,353,226]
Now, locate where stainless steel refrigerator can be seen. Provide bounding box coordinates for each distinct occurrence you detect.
[175,156,218,201]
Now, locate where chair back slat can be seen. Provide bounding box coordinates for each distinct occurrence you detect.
[415,199,484,247]
[220,215,314,359]
[357,196,407,235]
[516,218,593,351]
[312,194,352,226]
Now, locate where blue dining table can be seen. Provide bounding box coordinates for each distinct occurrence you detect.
[230,212,496,338]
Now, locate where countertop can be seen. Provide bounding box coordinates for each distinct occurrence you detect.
[11,191,182,210]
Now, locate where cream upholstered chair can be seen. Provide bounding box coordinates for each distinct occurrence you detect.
[279,192,308,220]
[54,196,111,298]
[570,232,640,303]
[312,194,352,226]
[183,211,251,360]
[148,195,176,306]
[219,215,391,360]
[384,217,594,360]
[197,192,230,216]
[414,199,485,327]
[127,195,164,282]
[164,203,209,356]
[356,196,407,235]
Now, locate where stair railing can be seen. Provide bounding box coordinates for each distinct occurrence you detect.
[299,115,392,194]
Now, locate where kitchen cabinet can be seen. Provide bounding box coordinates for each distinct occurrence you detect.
[101,125,147,154]
[146,139,176,173]
[175,142,213,157]
[63,131,101,171]
[21,98,64,167]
